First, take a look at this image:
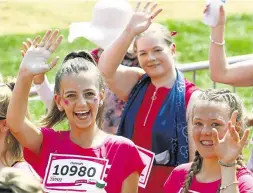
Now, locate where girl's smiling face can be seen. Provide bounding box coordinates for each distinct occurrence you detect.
[56,70,104,130]
[192,101,230,159]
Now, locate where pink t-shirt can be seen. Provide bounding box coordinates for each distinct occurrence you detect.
[24,128,145,193]
[164,163,253,193]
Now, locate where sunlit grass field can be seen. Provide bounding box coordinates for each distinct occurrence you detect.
[1,0,253,162]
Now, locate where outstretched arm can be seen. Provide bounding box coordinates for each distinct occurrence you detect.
[6,30,63,154]
[209,6,253,86]
[98,2,162,101]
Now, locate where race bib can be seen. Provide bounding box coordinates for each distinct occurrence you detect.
[43,154,108,192]
[136,146,155,188]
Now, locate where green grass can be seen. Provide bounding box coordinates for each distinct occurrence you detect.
[1,14,253,162]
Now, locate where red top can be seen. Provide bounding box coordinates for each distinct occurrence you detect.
[24,128,145,193]
[133,79,198,193]
[164,163,253,193]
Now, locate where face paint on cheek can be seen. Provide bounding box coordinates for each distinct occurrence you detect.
[92,97,99,104]
[63,99,69,106]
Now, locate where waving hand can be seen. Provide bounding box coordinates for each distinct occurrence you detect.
[212,111,250,164]
[20,29,63,76]
[126,1,163,36]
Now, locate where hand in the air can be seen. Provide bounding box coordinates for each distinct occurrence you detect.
[212,111,250,164]
[20,29,63,76]
[126,1,163,36]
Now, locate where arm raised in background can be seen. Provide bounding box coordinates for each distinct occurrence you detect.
[6,30,63,154]
[98,2,162,101]
[209,6,253,86]
[33,75,54,110]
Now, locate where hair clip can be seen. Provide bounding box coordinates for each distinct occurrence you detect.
[170,31,177,37]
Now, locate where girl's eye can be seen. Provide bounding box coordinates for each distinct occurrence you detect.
[194,122,202,126]
[211,123,220,127]
[85,92,95,97]
[66,94,76,98]
[139,53,146,56]
[155,49,162,52]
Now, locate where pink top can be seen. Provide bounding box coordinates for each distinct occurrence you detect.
[164,163,253,193]
[133,80,198,193]
[24,128,145,193]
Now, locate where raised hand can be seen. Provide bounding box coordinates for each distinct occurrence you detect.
[20,29,63,76]
[21,37,45,85]
[212,111,250,164]
[203,4,226,27]
[126,1,162,36]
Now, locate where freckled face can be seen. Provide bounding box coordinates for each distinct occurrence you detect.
[192,101,230,159]
[58,71,104,130]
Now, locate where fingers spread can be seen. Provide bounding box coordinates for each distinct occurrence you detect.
[230,111,238,126]
[151,8,162,20]
[45,30,59,50]
[228,121,240,143]
[240,129,250,147]
[26,38,33,47]
[39,29,52,47]
[33,36,41,47]
[21,50,25,57]
[143,1,152,12]
[135,1,141,12]
[48,35,63,53]
[49,56,60,69]
[149,3,158,14]
[22,42,29,52]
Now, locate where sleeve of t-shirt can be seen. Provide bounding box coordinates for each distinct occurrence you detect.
[164,163,191,193]
[185,79,199,107]
[90,48,100,63]
[23,128,56,172]
[238,169,253,193]
[122,138,146,180]
[164,168,181,193]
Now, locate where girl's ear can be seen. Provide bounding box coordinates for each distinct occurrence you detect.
[54,95,64,111]
[99,89,105,103]
[171,43,176,55]
[0,120,9,133]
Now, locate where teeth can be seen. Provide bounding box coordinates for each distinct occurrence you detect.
[75,111,89,120]
[75,111,88,114]
[201,141,213,145]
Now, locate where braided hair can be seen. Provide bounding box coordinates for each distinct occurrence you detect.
[182,89,246,193]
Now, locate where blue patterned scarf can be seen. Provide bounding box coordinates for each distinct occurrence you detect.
[117,69,188,166]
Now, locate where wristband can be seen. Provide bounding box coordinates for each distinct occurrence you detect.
[210,36,225,46]
[220,181,239,191]
[218,160,237,167]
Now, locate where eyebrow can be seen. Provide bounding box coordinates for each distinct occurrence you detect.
[194,118,224,121]
[138,46,163,53]
[64,89,95,95]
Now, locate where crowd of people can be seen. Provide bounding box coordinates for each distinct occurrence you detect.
[1,0,253,193]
